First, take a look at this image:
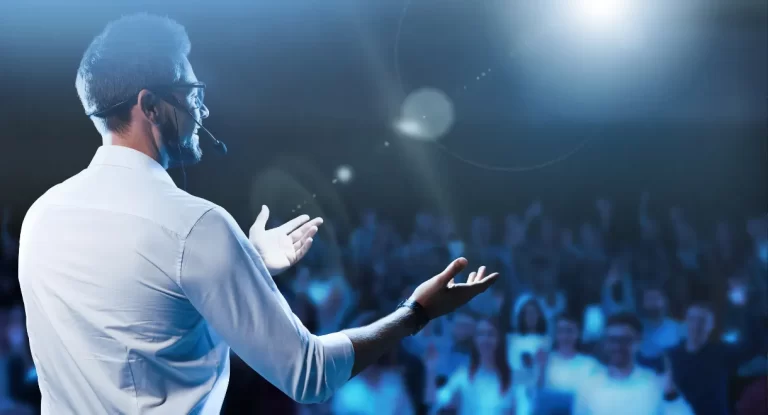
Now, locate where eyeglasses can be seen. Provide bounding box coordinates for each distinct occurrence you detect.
[86,82,207,117]
[157,82,206,109]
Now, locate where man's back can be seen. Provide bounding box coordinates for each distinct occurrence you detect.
[19,146,228,414]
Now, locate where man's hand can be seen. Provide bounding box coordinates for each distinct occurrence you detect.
[249,205,322,276]
[409,258,499,319]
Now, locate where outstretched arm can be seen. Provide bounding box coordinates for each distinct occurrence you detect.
[344,260,497,376]
[181,207,497,403]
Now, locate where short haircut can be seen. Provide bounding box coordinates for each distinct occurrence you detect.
[605,311,643,335]
[75,13,191,133]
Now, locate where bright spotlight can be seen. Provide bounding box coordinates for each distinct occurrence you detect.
[572,0,630,33]
[334,165,354,184]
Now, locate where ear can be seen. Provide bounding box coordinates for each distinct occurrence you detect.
[137,89,163,126]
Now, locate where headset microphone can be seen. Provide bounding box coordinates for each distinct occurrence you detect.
[192,117,228,155]
[177,103,228,155]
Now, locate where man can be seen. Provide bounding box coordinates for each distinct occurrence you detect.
[573,312,694,415]
[667,302,766,415]
[17,14,498,414]
[534,312,599,415]
[638,287,684,359]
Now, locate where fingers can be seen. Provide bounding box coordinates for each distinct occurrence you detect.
[467,266,486,284]
[252,205,270,231]
[290,217,323,242]
[455,272,499,295]
[295,237,314,260]
[292,225,319,250]
[436,258,468,285]
[477,272,499,286]
[279,214,312,233]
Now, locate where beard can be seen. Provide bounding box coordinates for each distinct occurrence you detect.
[161,115,203,168]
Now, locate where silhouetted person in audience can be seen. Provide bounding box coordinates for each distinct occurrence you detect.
[667,302,767,415]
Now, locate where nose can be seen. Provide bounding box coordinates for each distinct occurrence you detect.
[200,103,210,119]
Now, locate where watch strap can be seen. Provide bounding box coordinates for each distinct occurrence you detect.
[397,299,430,335]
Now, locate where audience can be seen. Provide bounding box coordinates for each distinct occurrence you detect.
[0,197,765,415]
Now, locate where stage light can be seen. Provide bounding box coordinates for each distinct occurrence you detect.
[395,87,455,141]
[334,165,354,184]
[571,0,631,34]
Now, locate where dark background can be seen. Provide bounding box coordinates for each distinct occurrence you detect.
[0,0,766,236]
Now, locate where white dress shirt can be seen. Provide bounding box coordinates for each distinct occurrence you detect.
[18,146,355,414]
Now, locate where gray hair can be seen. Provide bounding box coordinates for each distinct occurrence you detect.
[75,13,191,133]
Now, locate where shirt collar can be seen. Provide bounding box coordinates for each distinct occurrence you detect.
[88,145,176,187]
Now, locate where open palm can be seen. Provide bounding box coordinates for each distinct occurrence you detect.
[249,206,322,276]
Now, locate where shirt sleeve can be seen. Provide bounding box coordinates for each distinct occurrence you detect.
[178,207,355,404]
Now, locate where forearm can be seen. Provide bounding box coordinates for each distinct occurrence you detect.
[342,307,418,377]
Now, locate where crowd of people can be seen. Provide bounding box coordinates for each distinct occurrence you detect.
[1,196,767,414]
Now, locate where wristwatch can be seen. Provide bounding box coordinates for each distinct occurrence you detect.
[397,299,430,335]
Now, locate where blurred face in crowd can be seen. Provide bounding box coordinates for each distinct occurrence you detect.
[604,324,639,369]
[452,312,476,344]
[642,289,667,321]
[555,318,580,352]
[685,305,714,348]
[523,301,542,331]
[473,319,499,359]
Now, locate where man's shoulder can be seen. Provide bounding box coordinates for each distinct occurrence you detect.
[24,171,223,239]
